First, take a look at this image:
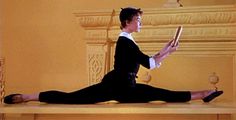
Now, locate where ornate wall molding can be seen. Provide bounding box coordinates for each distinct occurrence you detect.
[86,45,107,85]
[74,5,236,87]
[75,5,236,43]
[75,5,236,27]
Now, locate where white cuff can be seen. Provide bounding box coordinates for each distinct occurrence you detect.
[149,57,161,70]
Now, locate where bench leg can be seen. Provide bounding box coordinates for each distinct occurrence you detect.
[0,114,5,120]
[232,114,236,120]
[217,114,234,120]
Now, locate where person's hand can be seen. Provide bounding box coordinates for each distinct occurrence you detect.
[168,39,179,54]
[152,39,179,64]
[159,39,179,56]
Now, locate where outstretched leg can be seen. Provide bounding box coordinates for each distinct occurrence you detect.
[116,84,192,103]
[4,83,115,104]
[119,84,223,103]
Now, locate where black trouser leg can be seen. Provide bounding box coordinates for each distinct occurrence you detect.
[39,83,114,104]
[117,84,191,103]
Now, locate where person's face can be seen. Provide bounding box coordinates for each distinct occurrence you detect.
[126,15,142,33]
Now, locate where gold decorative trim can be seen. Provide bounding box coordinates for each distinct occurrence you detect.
[74,5,236,27]
[75,5,236,44]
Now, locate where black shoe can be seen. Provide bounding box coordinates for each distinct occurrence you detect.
[202,91,223,102]
[4,94,22,104]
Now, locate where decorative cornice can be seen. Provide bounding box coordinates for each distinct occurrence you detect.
[74,5,236,27]
[74,5,236,43]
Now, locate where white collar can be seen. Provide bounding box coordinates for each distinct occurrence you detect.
[119,32,137,44]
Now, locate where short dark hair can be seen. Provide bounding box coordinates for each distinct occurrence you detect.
[119,7,143,29]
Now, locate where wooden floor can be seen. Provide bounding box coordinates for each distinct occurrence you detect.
[1,101,236,120]
[1,101,236,114]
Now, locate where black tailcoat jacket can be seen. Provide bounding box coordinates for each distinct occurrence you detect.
[101,36,151,87]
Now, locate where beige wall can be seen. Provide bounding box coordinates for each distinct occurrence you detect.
[1,0,235,94]
[0,0,3,57]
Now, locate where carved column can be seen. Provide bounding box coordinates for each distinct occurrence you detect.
[74,10,116,85]
[86,44,106,84]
